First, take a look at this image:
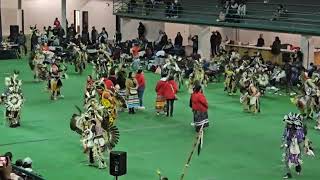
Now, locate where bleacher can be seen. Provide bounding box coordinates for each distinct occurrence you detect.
[113,0,320,36]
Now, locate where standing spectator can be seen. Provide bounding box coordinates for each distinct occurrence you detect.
[138,22,146,38]
[163,75,178,117]
[17,31,27,56]
[54,17,61,29]
[216,31,222,52]
[191,35,199,54]
[271,36,281,63]
[210,31,217,57]
[126,72,139,114]
[115,30,122,44]
[99,27,108,44]
[91,26,98,44]
[81,26,90,45]
[31,30,38,51]
[174,32,183,48]
[256,34,265,47]
[135,69,146,108]
[67,24,76,41]
[155,73,167,115]
[190,84,209,132]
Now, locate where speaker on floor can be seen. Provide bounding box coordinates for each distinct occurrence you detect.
[109,151,127,177]
[10,25,19,36]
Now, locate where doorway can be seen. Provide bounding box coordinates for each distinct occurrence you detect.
[74,10,81,33]
[82,11,89,32]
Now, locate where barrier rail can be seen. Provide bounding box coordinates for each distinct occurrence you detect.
[113,0,320,35]
[12,165,45,180]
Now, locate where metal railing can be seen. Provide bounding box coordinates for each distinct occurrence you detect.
[112,0,320,35]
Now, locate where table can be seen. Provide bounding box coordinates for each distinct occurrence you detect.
[225,44,295,64]
[0,49,19,60]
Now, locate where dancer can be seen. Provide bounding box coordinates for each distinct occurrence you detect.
[163,75,178,117]
[190,84,209,132]
[135,69,146,109]
[126,72,139,114]
[240,80,261,113]
[49,61,64,100]
[281,113,314,179]
[155,73,167,115]
[224,64,237,95]
[0,71,24,128]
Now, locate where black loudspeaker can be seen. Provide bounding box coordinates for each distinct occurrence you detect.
[109,151,127,177]
[10,25,19,37]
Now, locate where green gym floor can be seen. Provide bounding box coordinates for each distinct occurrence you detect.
[0,58,319,180]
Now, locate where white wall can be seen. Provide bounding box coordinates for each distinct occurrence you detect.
[1,0,18,36]
[22,0,115,36]
[121,18,165,41]
[23,0,61,33]
[164,23,189,46]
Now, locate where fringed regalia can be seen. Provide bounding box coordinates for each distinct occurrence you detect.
[281,113,315,179]
[0,71,24,128]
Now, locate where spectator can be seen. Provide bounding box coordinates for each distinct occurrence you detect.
[163,39,174,53]
[174,32,183,48]
[128,0,137,13]
[271,36,281,63]
[191,35,199,54]
[91,26,98,44]
[54,17,61,29]
[17,31,27,56]
[237,0,246,16]
[144,0,153,15]
[99,27,108,44]
[256,34,265,47]
[138,22,146,38]
[135,69,146,108]
[126,72,139,114]
[31,30,39,51]
[115,30,122,44]
[210,31,217,57]
[131,43,141,58]
[22,157,33,173]
[81,26,90,45]
[163,75,178,117]
[216,31,222,52]
[174,0,182,18]
[67,24,76,41]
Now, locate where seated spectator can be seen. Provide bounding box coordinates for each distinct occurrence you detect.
[271,4,287,21]
[163,39,174,53]
[256,34,265,47]
[145,0,153,15]
[22,157,33,173]
[237,0,246,16]
[128,0,137,13]
[130,43,141,58]
[173,0,182,18]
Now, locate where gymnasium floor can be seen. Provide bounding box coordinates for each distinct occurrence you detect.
[0,58,319,180]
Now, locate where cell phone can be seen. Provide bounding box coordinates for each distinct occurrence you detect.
[0,156,8,167]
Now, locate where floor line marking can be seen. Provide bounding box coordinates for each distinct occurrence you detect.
[0,138,50,147]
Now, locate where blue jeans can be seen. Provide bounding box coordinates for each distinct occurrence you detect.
[137,87,145,107]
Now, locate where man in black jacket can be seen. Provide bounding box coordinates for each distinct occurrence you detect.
[17,31,27,56]
[174,32,183,48]
[138,22,146,39]
[91,26,98,44]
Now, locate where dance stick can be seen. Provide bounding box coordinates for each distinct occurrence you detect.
[179,124,205,180]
